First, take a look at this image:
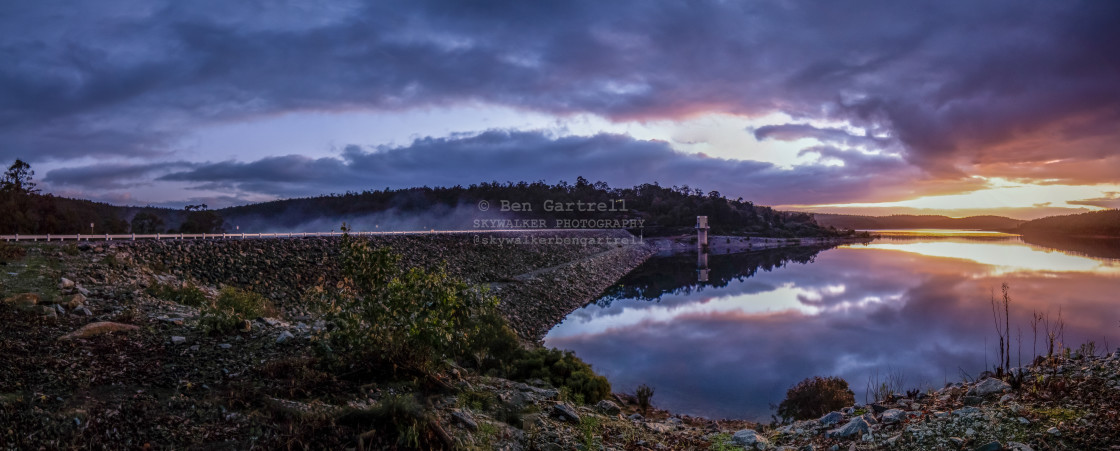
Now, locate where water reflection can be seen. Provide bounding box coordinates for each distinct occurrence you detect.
[544,236,1120,420]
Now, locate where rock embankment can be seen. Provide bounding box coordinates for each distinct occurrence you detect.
[114,229,654,339]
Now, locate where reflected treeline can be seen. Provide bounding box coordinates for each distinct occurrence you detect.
[1021,233,1120,260]
[596,245,836,305]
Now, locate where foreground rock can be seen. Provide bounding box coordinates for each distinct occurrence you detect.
[732,429,769,449]
[58,322,140,340]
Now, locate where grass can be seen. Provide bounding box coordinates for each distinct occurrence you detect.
[199,286,277,335]
[1031,406,1084,425]
[578,415,601,450]
[0,244,61,303]
[707,432,739,451]
[145,281,208,307]
[458,389,498,411]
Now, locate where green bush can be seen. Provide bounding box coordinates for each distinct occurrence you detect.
[777,376,854,421]
[199,286,276,335]
[146,282,208,307]
[315,226,501,375]
[508,348,611,404]
[315,226,612,406]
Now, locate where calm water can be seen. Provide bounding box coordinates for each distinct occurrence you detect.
[543,234,1120,420]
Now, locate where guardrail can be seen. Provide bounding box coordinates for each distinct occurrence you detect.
[0,229,573,242]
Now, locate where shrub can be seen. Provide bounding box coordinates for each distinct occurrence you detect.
[508,348,611,404]
[777,376,855,421]
[315,226,502,376]
[636,384,655,415]
[315,226,613,405]
[199,286,276,335]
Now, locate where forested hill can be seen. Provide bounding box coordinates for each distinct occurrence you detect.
[1017,209,1120,237]
[812,213,1024,231]
[219,180,842,237]
[1,178,848,238]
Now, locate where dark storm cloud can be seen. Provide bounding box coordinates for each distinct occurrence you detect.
[45,161,196,190]
[152,130,936,205]
[2,0,1118,187]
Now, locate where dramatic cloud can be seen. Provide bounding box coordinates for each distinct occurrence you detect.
[754,124,892,151]
[45,161,197,190]
[145,130,962,206]
[2,0,1118,206]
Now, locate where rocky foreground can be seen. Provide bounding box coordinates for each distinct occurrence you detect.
[2,235,1119,449]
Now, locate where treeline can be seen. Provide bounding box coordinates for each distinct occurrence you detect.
[813,214,1024,231]
[0,159,847,237]
[0,159,224,234]
[1017,209,1120,237]
[0,193,223,235]
[222,178,846,237]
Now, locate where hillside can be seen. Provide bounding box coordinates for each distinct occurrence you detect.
[1017,209,1120,237]
[812,213,1024,231]
[2,180,847,238]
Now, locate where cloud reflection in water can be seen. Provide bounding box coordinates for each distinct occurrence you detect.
[544,238,1120,420]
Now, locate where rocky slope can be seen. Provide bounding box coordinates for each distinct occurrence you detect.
[3,236,1118,450]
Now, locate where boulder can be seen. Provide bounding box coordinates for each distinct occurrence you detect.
[59,322,139,340]
[952,407,981,417]
[65,293,86,309]
[974,442,1002,451]
[73,306,93,316]
[595,399,621,416]
[826,417,870,438]
[880,409,904,424]
[171,336,187,345]
[731,429,769,450]
[276,331,295,344]
[451,410,478,431]
[966,378,1011,397]
[818,411,843,427]
[552,403,580,423]
[59,278,75,291]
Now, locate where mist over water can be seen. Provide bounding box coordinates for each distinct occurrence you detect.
[221,203,512,233]
[544,236,1120,420]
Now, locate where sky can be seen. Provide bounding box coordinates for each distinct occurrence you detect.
[2,1,1119,218]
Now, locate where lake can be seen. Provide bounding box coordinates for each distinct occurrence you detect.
[543,233,1120,420]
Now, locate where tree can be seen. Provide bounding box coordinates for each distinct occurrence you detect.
[180,206,224,234]
[1,159,38,194]
[131,212,165,234]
